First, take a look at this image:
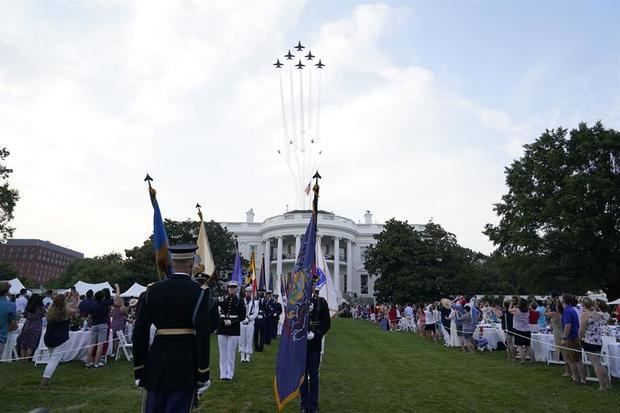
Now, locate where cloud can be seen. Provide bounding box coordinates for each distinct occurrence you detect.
[0,1,536,256]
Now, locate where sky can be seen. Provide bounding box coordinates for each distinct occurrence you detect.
[1,0,619,257]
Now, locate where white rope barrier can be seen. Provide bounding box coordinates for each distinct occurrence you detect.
[0,334,121,363]
[373,317,620,360]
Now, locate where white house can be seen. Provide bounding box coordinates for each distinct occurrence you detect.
[221,209,404,303]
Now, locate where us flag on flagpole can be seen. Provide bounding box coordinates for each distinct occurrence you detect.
[304,181,311,195]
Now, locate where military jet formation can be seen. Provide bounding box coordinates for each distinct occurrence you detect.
[274,42,325,69]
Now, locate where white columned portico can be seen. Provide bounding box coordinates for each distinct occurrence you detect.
[276,236,283,290]
[333,237,340,292]
[264,238,271,276]
[295,234,301,259]
[346,239,353,293]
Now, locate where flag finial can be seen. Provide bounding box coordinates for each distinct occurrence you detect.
[144,173,153,188]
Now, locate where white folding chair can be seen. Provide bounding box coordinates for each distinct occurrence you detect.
[0,332,19,362]
[582,342,611,382]
[600,336,614,381]
[115,330,133,361]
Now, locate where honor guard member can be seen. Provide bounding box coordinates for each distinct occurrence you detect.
[133,244,212,413]
[217,281,245,381]
[265,290,275,344]
[270,293,283,339]
[238,286,258,362]
[300,282,331,413]
[253,288,268,352]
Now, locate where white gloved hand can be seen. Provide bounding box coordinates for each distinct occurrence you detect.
[134,379,142,387]
[218,296,224,302]
[242,320,248,325]
[224,320,232,326]
[307,331,315,340]
[197,380,211,398]
[258,315,263,320]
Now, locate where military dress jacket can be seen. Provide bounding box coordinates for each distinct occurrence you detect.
[307,295,330,353]
[133,273,212,393]
[216,295,246,336]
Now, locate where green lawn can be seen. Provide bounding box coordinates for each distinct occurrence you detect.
[1,319,619,412]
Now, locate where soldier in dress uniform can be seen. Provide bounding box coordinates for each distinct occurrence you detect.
[238,286,258,363]
[300,283,331,413]
[133,244,212,413]
[270,293,283,339]
[265,290,275,344]
[253,288,268,352]
[216,281,246,381]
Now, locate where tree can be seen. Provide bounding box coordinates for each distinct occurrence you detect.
[484,122,620,297]
[0,147,19,240]
[0,261,18,279]
[49,253,133,290]
[124,219,237,283]
[365,219,487,303]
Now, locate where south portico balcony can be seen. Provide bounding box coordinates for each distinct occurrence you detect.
[270,253,347,263]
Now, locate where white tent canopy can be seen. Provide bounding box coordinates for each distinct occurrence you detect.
[1,278,27,295]
[121,282,147,298]
[74,281,114,296]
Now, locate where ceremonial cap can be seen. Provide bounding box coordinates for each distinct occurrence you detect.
[266,289,273,294]
[169,244,198,260]
[227,280,239,288]
[245,286,252,292]
[258,287,266,293]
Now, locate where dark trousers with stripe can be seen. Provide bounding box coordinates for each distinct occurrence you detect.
[254,318,267,351]
[145,388,194,413]
[300,351,321,412]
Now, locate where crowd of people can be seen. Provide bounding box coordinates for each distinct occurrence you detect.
[351,292,619,391]
[0,281,139,389]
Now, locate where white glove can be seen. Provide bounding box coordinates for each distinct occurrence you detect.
[242,320,249,325]
[197,380,211,398]
[134,379,142,387]
[224,320,232,326]
[307,331,315,340]
[258,315,263,320]
[218,296,224,302]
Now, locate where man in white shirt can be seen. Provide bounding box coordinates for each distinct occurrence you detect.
[15,289,28,315]
[424,304,437,342]
[42,290,53,308]
[239,286,258,363]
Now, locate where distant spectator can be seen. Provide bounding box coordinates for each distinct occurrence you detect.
[42,290,53,308]
[529,302,540,333]
[40,294,79,390]
[86,285,121,368]
[388,305,398,331]
[510,298,533,364]
[424,304,437,343]
[457,304,475,352]
[561,293,586,385]
[579,298,611,391]
[110,299,128,357]
[15,289,28,315]
[454,301,465,351]
[79,289,94,317]
[17,294,45,362]
[536,300,546,329]
[416,305,426,337]
[0,281,18,356]
[404,303,414,319]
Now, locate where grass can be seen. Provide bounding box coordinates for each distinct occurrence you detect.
[0,318,619,412]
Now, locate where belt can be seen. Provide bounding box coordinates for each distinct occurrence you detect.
[156,328,196,336]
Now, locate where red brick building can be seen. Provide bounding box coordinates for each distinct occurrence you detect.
[0,239,84,284]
